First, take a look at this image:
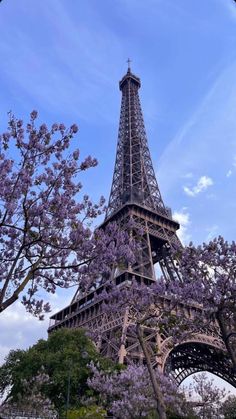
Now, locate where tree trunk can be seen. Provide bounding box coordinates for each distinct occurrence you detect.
[137,323,167,419]
[216,310,236,371]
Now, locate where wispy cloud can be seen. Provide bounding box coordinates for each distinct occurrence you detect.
[226,155,236,178]
[158,59,236,195]
[183,175,213,197]
[0,0,123,122]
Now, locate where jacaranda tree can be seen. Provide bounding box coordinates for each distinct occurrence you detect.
[100,236,236,419]
[0,111,134,318]
[87,363,194,419]
[165,237,236,369]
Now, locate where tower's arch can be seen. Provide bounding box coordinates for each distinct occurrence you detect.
[163,339,236,388]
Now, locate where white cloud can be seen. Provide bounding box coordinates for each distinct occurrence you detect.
[0,302,47,365]
[183,175,213,197]
[173,209,191,244]
[226,169,232,178]
[0,290,73,366]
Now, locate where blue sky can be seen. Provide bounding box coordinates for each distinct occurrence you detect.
[0,0,236,394]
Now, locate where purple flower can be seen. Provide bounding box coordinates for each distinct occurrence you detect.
[30,110,38,120]
[71,123,78,133]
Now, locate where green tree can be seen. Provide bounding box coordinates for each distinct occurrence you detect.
[0,328,115,415]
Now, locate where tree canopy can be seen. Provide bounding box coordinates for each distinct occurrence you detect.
[0,112,133,317]
[0,328,117,414]
[88,363,196,419]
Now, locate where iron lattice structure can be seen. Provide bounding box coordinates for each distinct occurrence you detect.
[107,68,166,218]
[49,67,236,388]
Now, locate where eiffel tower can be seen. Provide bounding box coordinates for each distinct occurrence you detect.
[49,65,236,388]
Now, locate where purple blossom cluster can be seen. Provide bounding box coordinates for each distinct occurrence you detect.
[103,236,236,361]
[166,237,236,368]
[0,112,134,318]
[98,236,236,418]
[87,363,185,418]
[0,369,58,417]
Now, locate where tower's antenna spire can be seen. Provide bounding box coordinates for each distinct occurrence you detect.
[127,58,131,71]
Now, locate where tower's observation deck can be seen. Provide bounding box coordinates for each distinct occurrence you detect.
[119,68,141,89]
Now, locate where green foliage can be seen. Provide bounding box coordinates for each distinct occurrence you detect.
[0,328,116,413]
[67,405,106,418]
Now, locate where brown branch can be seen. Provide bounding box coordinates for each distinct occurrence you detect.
[0,245,25,305]
[36,258,94,271]
[0,259,42,313]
